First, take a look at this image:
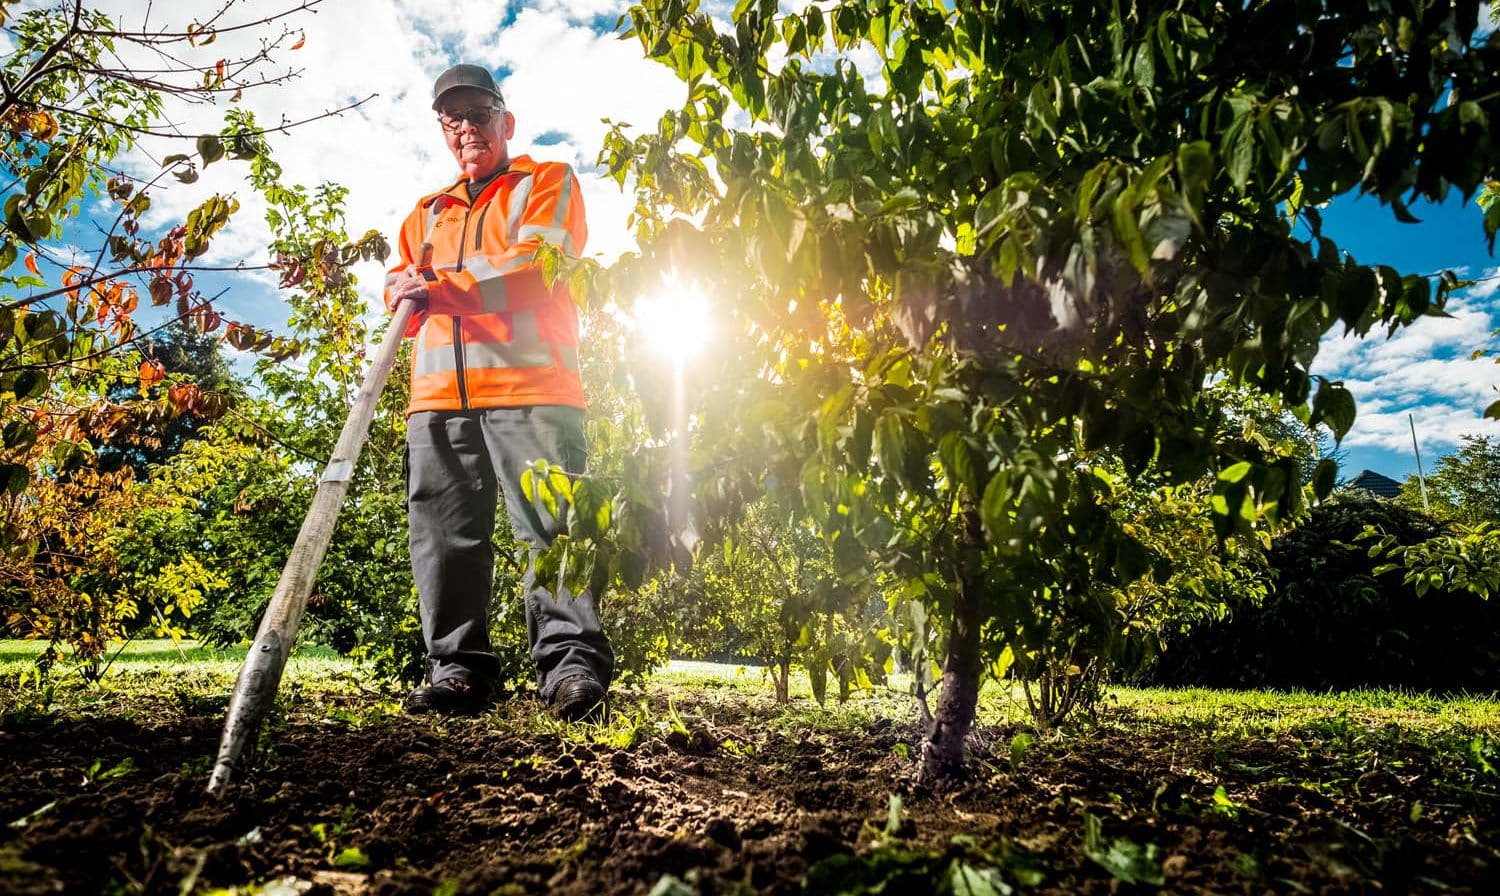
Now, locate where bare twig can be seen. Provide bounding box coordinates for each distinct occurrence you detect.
[31,93,377,141]
[85,0,321,41]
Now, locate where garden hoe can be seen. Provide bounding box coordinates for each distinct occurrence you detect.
[206,246,433,798]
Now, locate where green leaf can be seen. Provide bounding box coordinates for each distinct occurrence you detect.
[647,875,697,896]
[1009,731,1034,769]
[1223,108,1256,191]
[332,846,370,869]
[1311,380,1357,442]
[3,462,29,496]
[938,432,981,496]
[979,470,1012,539]
[1082,814,1164,886]
[975,187,1006,238]
[874,413,912,486]
[1175,141,1213,219]
[868,107,897,157]
[196,135,225,165]
[949,862,1014,896]
[1312,458,1338,499]
[1218,461,1252,484]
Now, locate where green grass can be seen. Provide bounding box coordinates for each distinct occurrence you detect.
[3,639,1496,740]
[1114,684,1500,732]
[0,638,348,677]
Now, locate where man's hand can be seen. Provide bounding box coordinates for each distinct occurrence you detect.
[388,264,430,310]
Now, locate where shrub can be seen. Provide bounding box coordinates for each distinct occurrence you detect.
[1149,495,1500,692]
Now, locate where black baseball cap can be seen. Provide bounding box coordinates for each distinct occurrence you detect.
[431,64,505,110]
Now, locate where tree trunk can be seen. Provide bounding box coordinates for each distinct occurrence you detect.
[774,659,790,703]
[917,506,984,788]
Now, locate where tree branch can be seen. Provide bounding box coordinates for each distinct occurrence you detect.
[31,93,377,140]
[0,0,86,120]
[1,262,277,314]
[82,0,321,41]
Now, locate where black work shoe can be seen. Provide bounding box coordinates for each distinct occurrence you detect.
[406,677,492,716]
[549,676,607,722]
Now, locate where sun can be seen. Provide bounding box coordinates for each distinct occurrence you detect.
[632,275,712,361]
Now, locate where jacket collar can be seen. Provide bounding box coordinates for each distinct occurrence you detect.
[421,154,538,209]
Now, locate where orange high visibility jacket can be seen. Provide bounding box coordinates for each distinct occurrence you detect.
[383,155,587,414]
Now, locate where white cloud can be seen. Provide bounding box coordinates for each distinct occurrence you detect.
[493,7,686,166]
[1314,281,1500,452]
[32,0,687,329]
[1465,263,1500,301]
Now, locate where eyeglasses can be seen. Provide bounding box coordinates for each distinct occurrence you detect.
[437,106,504,133]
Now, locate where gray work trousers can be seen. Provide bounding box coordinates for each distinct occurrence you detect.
[406,406,614,701]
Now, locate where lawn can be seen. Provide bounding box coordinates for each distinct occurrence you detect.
[2,641,1497,894]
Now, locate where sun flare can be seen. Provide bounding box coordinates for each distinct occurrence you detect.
[632,277,712,361]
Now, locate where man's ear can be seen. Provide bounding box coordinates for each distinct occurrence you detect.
[502,109,516,140]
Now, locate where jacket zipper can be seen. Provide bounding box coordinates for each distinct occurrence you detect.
[473,202,491,250]
[452,203,473,410]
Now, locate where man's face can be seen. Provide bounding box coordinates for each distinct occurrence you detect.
[437,86,515,179]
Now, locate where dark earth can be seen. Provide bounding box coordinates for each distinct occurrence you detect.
[1,684,1496,895]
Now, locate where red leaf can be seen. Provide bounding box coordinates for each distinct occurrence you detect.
[291,32,305,50]
[149,276,172,306]
[139,360,165,389]
[167,383,198,412]
[215,59,225,79]
[23,252,39,276]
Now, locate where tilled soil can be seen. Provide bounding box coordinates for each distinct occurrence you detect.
[1,688,1496,895]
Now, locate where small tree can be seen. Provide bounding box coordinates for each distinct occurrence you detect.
[686,500,876,703]
[1,0,366,531]
[572,0,1500,786]
[1400,434,1500,525]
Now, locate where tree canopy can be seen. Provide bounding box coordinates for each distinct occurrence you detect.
[553,0,1500,783]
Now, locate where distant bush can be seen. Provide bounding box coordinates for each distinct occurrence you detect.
[1147,495,1500,692]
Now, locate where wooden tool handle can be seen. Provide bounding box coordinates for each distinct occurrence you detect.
[208,264,418,797]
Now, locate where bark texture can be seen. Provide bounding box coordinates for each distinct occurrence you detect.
[917,506,984,788]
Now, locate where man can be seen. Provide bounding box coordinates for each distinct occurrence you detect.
[384,64,612,720]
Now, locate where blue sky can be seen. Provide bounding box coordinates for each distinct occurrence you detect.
[1312,192,1500,481]
[5,0,1497,485]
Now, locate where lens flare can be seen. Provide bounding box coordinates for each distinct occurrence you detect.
[633,277,711,360]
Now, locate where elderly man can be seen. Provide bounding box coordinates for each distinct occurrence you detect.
[383,64,612,719]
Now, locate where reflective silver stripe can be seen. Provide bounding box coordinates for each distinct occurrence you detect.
[464,254,534,313]
[506,175,534,241]
[558,344,579,370]
[516,224,576,255]
[412,335,435,376]
[411,310,554,376]
[422,201,445,242]
[550,171,573,230]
